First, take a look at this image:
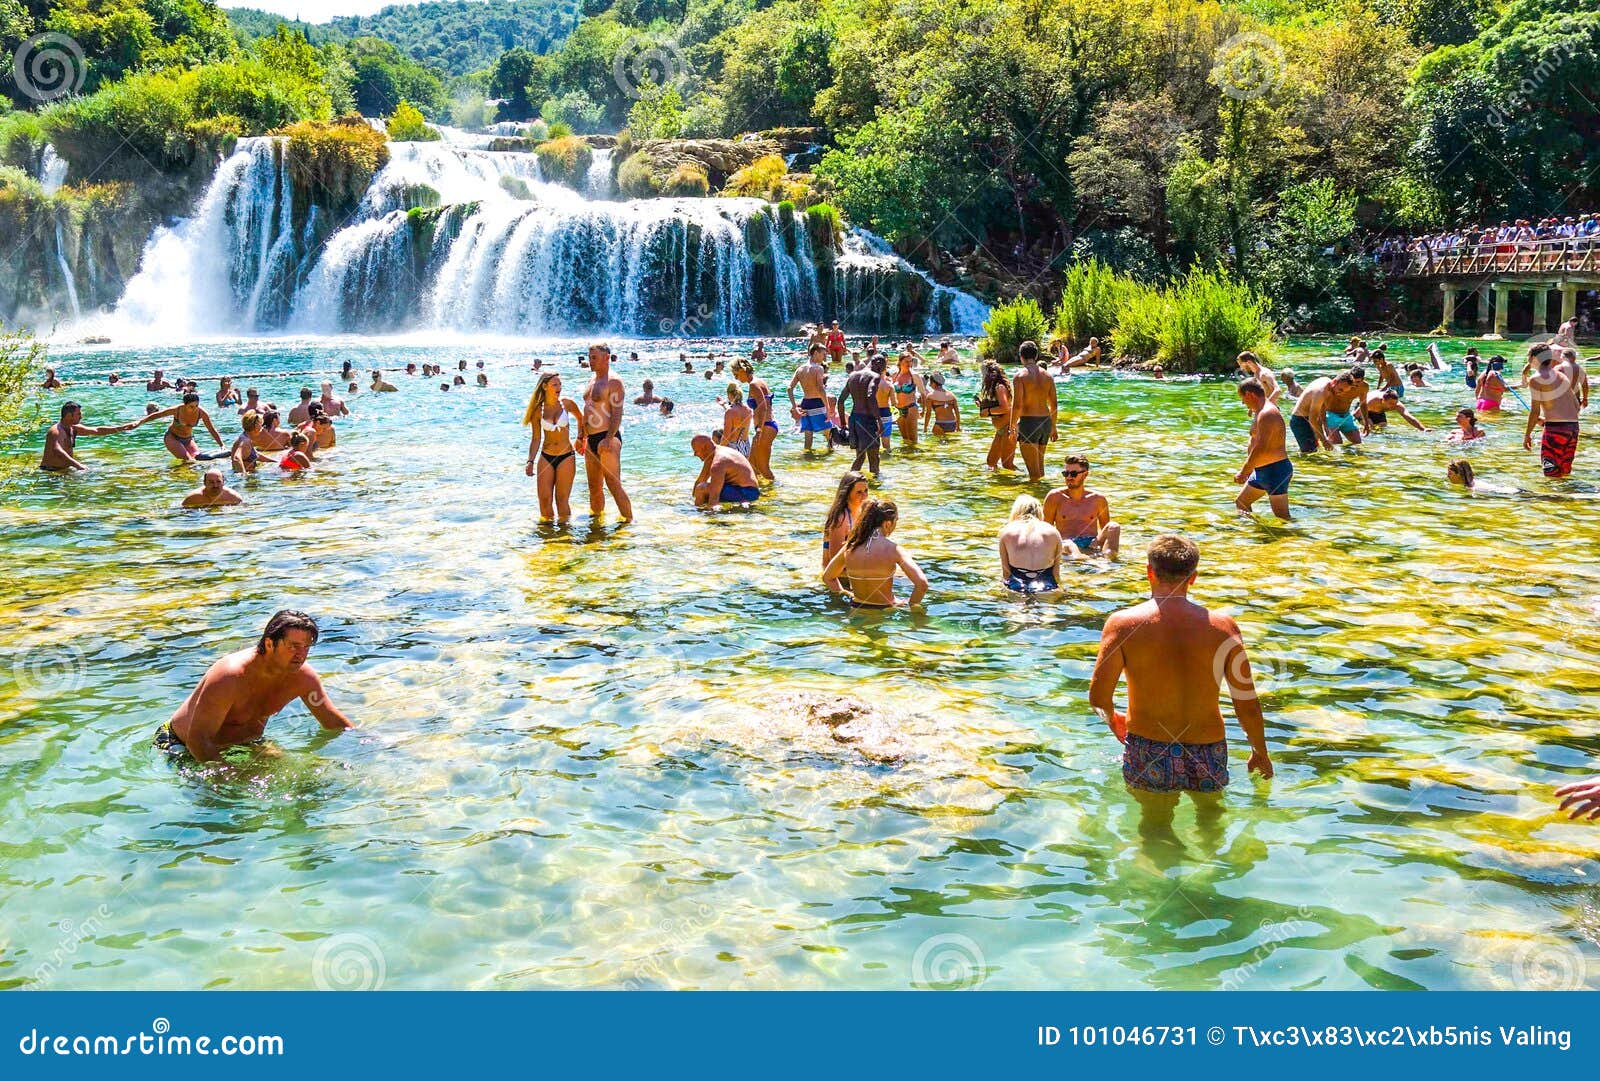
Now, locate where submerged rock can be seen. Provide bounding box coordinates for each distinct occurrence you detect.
[776,692,907,764]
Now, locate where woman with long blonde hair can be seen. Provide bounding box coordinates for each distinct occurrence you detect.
[523,372,584,521]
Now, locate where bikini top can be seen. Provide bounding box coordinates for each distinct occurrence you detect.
[541,407,570,436]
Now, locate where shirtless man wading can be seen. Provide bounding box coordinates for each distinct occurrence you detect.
[39,402,138,471]
[1288,370,1358,453]
[1042,454,1121,558]
[1010,341,1058,481]
[690,434,762,509]
[1525,344,1586,478]
[580,343,634,520]
[1233,377,1292,520]
[788,344,832,451]
[158,610,353,762]
[1089,535,1273,814]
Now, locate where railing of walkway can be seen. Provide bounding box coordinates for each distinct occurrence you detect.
[1383,239,1600,278]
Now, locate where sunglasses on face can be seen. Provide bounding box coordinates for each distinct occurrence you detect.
[1062,469,1087,478]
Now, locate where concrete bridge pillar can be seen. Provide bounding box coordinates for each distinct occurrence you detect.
[1491,284,1510,338]
[1532,287,1549,334]
[1440,284,1458,332]
[1561,285,1579,327]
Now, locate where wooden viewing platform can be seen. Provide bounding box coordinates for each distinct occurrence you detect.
[1382,239,1600,338]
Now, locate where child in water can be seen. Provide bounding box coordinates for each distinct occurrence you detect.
[1450,408,1486,442]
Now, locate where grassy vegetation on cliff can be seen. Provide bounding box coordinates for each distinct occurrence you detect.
[534,136,592,190]
[279,117,390,212]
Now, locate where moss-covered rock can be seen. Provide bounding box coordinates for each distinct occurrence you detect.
[279,116,391,222]
[661,162,709,197]
[534,136,593,190]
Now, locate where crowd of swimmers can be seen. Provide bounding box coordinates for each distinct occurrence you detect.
[33,327,1599,812]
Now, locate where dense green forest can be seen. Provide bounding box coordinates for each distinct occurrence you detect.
[1,0,1596,338]
[226,1,580,77]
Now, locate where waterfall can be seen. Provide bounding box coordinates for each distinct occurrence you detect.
[114,136,989,339]
[584,149,613,201]
[52,219,81,321]
[39,145,67,195]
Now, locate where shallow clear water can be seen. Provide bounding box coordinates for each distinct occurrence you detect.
[2,335,1598,990]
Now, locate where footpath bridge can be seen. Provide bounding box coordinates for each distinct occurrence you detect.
[1384,239,1599,337]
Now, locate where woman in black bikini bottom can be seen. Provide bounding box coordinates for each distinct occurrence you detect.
[523,373,583,521]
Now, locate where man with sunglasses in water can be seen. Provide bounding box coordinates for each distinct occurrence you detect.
[1042,453,1121,559]
[157,610,353,762]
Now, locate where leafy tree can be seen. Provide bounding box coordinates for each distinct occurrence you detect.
[387,99,441,141]
[489,46,541,121]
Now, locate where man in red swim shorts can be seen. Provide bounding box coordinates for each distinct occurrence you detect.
[1525,344,1585,478]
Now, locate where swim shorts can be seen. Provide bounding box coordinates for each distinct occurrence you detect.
[1070,535,1099,552]
[1017,415,1051,446]
[718,483,761,505]
[1369,410,1388,429]
[154,722,187,755]
[798,397,830,434]
[1289,413,1318,453]
[1541,421,1580,478]
[1123,733,1229,793]
[1326,408,1359,437]
[849,413,880,453]
[879,407,894,439]
[1005,566,1059,594]
[1246,457,1293,496]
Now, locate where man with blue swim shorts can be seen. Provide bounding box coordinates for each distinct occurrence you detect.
[690,435,762,509]
[1234,377,1293,520]
[1288,371,1358,453]
[787,343,833,453]
[1089,536,1273,823]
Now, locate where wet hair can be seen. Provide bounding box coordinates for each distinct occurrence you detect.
[299,387,313,400]
[60,400,80,417]
[642,379,654,389]
[1379,387,1398,401]
[1063,453,1090,471]
[1019,340,1039,362]
[289,431,309,449]
[1447,459,1475,487]
[1009,494,1044,522]
[659,399,674,415]
[241,410,262,432]
[980,360,1006,399]
[825,471,869,531]
[1456,407,1477,425]
[1238,377,1265,398]
[846,499,899,551]
[257,609,319,655]
[1147,534,1199,584]
[1346,366,1365,383]
[1237,351,1259,367]
[809,343,825,357]
[183,392,200,405]
[262,409,280,429]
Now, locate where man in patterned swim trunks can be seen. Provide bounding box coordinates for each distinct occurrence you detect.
[1088,535,1273,819]
[1524,344,1587,479]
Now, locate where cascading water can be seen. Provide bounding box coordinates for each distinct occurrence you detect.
[52,220,81,321]
[39,145,67,196]
[114,130,989,339]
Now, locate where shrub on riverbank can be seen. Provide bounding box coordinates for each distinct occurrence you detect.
[387,101,441,142]
[535,136,593,190]
[724,154,787,200]
[662,162,710,197]
[280,117,390,213]
[1052,259,1139,348]
[0,321,44,442]
[979,297,1050,364]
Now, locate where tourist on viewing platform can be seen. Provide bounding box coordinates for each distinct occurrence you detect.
[822,499,928,610]
[157,610,352,762]
[690,435,761,509]
[1089,534,1273,816]
[38,401,139,471]
[787,344,832,452]
[580,343,633,521]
